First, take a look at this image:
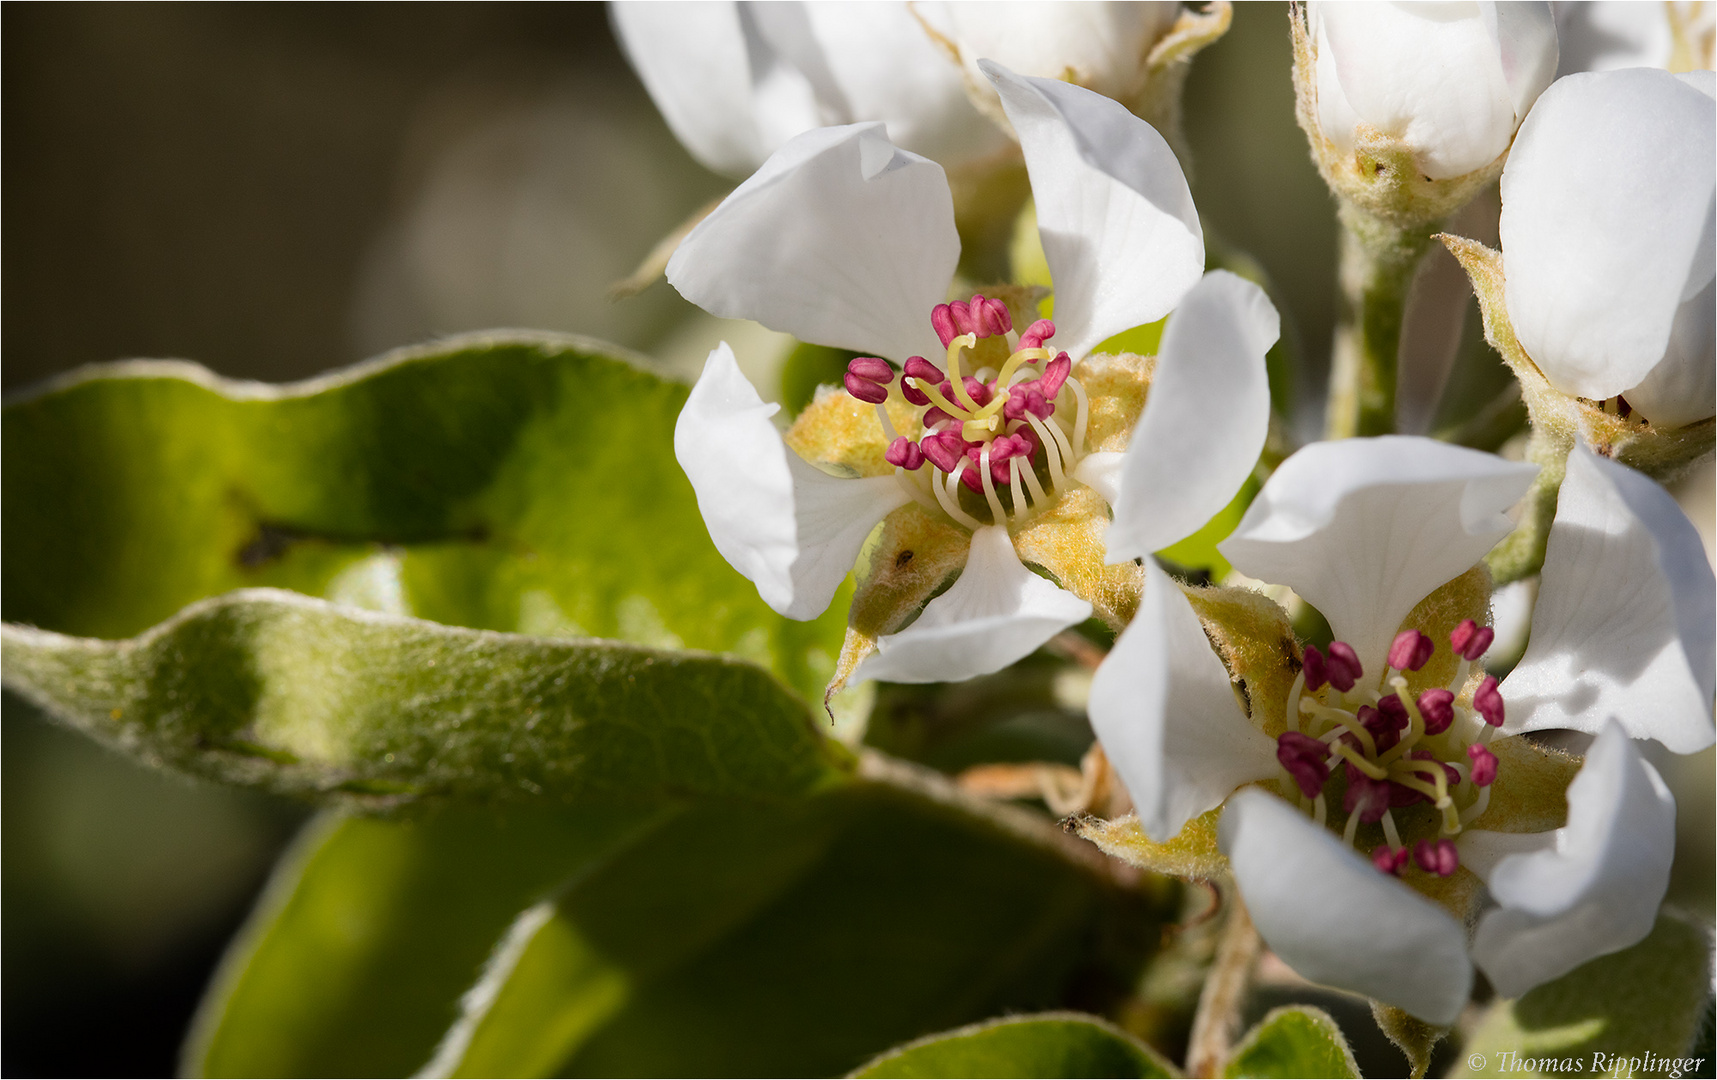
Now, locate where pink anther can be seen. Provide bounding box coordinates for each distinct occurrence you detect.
[1376,695,1408,734]
[920,431,968,474]
[847,356,892,383]
[1344,764,1392,822]
[972,294,1012,337]
[1372,845,1410,876]
[1277,731,1331,798]
[1413,838,1459,877]
[1322,641,1363,693]
[931,304,962,347]
[1004,386,1052,422]
[1355,704,1403,754]
[1473,675,1505,727]
[901,356,940,406]
[1417,688,1455,735]
[1450,619,1495,661]
[922,406,954,430]
[1302,645,1329,692]
[1019,319,1055,351]
[843,371,889,404]
[1388,629,1435,672]
[1039,353,1072,398]
[885,437,925,471]
[1466,744,1498,787]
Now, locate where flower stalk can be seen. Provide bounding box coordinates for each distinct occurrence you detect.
[1325,204,1436,439]
[1184,883,1260,1078]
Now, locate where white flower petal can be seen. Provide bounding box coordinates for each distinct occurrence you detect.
[1312,1,1554,179]
[675,344,909,620]
[982,62,1203,358]
[611,2,764,177]
[1500,446,1716,752]
[1091,559,1279,842]
[1470,722,1677,999]
[1105,271,1278,563]
[1624,273,1717,428]
[1554,1,1675,75]
[1072,451,1124,508]
[1500,68,1716,402]
[945,2,1181,107]
[852,525,1092,685]
[794,3,1010,169]
[1220,788,1474,1026]
[1218,437,1537,681]
[666,123,958,364]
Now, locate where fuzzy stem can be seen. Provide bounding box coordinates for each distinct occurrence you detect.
[1486,422,1572,584]
[1325,204,1438,438]
[1185,883,1261,1078]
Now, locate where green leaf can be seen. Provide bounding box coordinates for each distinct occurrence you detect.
[185,805,652,1078]
[850,1013,1176,1079]
[2,333,845,701]
[1222,1007,1360,1079]
[1,589,847,804]
[1455,913,1712,1079]
[192,780,1161,1078]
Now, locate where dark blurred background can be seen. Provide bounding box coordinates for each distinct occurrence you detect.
[3,5,1708,1076]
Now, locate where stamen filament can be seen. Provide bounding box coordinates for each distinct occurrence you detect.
[1067,376,1090,456]
[894,469,942,515]
[874,403,899,442]
[1342,806,1362,847]
[1017,446,1048,506]
[1381,811,1402,850]
[1459,785,1492,826]
[1304,703,1375,756]
[1285,671,1306,735]
[1313,793,1327,827]
[978,446,1008,524]
[1008,457,1027,521]
[935,464,983,530]
[1024,414,1067,491]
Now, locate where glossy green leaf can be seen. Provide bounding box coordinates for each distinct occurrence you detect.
[424,780,1161,1078]
[2,333,845,700]
[850,1013,1176,1079]
[1455,913,1712,1079]
[1,589,847,804]
[190,778,1160,1078]
[185,805,653,1078]
[1222,1007,1359,1079]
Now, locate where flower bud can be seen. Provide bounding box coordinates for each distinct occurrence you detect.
[1295,2,1557,224]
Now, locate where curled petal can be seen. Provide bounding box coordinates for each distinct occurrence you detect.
[1090,559,1278,842]
[1220,788,1473,1026]
[1468,723,1677,999]
[982,61,1203,358]
[675,344,909,620]
[1218,436,1537,682]
[667,123,957,363]
[1501,446,1716,752]
[1105,272,1278,563]
[850,525,1091,685]
[1501,68,1716,407]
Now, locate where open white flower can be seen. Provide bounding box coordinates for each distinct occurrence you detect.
[671,63,1279,686]
[1308,1,1558,181]
[1498,66,1716,427]
[1088,436,1708,1022]
[611,1,1008,178]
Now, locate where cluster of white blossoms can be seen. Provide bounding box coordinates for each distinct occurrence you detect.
[620,0,1715,1034]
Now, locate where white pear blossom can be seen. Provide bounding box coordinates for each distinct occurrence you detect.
[610,1,1009,177]
[1089,436,1709,1022]
[1309,1,1558,180]
[1498,66,1716,427]
[671,63,1279,685]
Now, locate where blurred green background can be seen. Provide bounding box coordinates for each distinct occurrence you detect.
[3,5,1709,1076]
